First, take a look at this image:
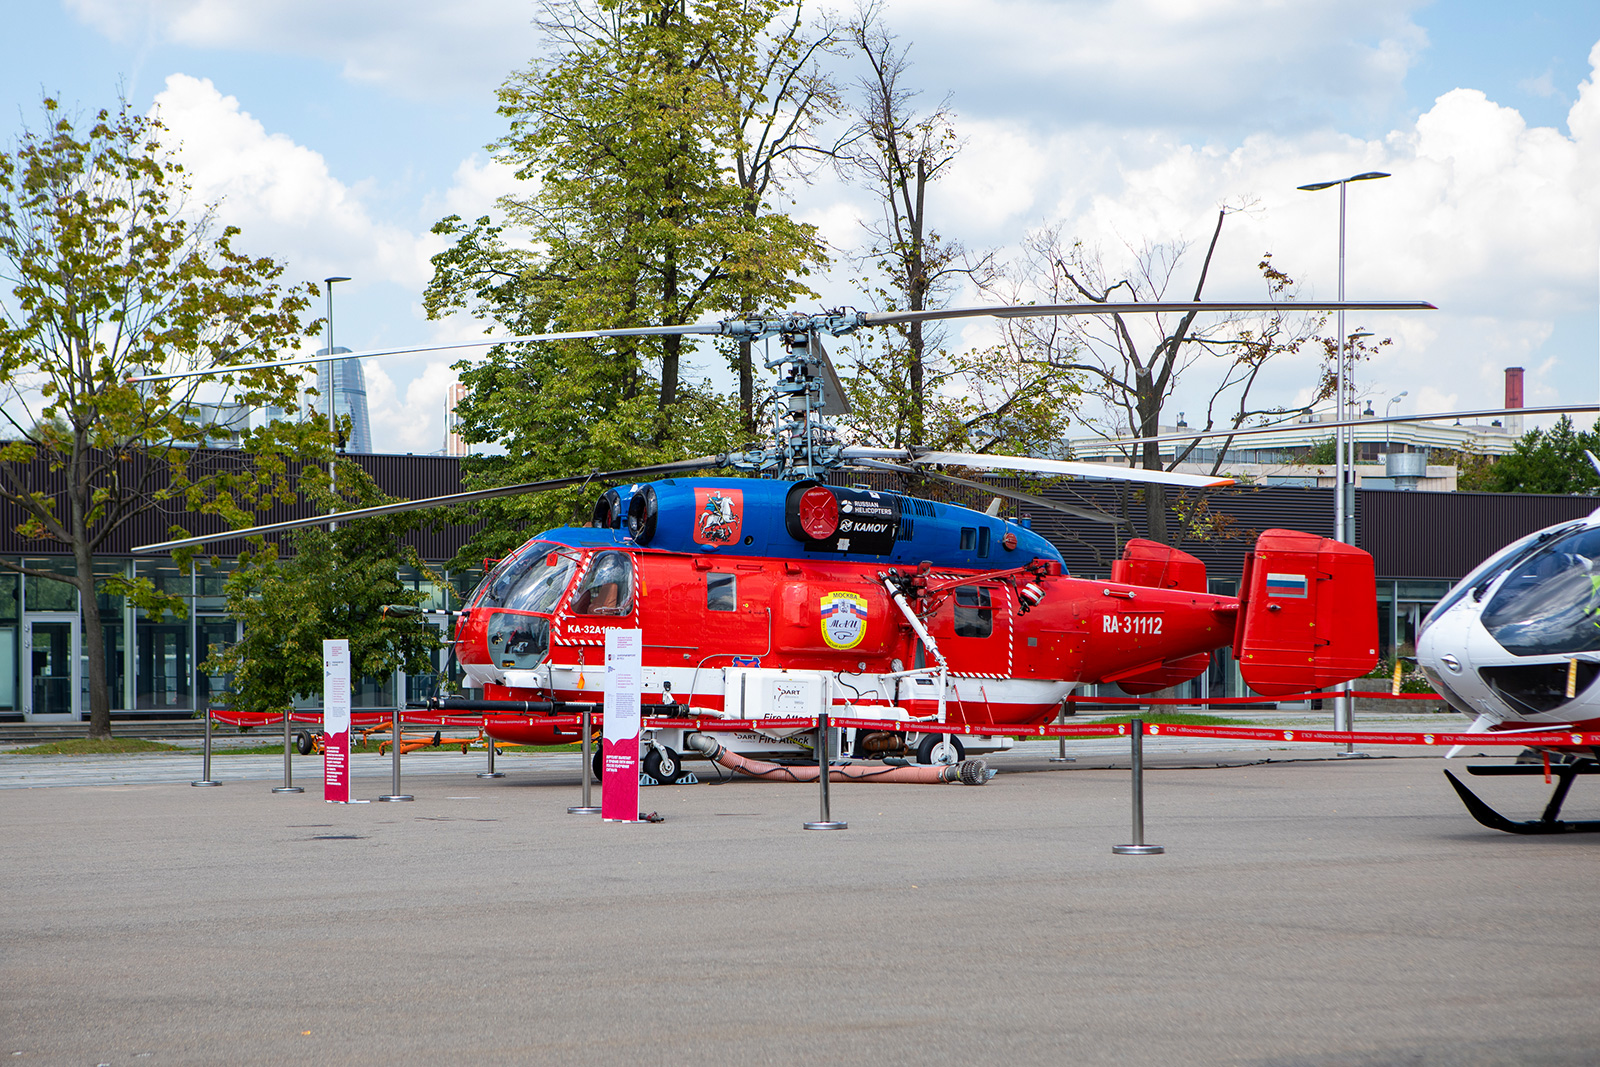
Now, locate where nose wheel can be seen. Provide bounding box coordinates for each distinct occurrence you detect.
[644,746,681,784]
[592,744,684,784]
[916,735,965,766]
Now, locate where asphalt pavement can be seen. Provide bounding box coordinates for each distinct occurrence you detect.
[2,734,1597,1066]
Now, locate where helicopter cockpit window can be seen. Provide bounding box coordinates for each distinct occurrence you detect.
[954,586,993,638]
[471,541,548,610]
[487,614,550,670]
[1481,526,1600,655]
[571,552,634,615]
[502,551,578,614]
[707,573,736,612]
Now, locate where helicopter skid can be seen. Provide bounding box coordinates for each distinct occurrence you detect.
[1442,761,1600,834]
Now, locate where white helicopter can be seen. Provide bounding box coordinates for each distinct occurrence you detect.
[1415,461,1600,833]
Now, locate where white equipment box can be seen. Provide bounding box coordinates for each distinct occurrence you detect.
[722,668,830,720]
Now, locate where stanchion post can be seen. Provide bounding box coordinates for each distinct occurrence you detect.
[271,708,303,794]
[377,706,413,802]
[477,719,505,779]
[1334,683,1367,758]
[568,704,601,814]
[1049,702,1074,763]
[192,706,220,787]
[804,712,847,830]
[1113,718,1162,855]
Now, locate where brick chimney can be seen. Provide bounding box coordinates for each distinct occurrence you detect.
[1505,367,1524,435]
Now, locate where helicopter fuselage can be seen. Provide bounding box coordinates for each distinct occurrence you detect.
[1418,511,1600,736]
[453,478,1248,755]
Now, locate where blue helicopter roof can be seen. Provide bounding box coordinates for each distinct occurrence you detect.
[533,477,1066,573]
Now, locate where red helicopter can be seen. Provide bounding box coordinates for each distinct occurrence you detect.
[136,300,1427,781]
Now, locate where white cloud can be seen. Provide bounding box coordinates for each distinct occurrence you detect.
[154,73,436,289]
[872,0,1428,131]
[142,74,533,452]
[66,0,540,98]
[426,154,524,224]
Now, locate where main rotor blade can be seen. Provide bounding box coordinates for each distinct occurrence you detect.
[861,300,1435,329]
[811,332,853,416]
[126,324,727,384]
[845,448,1235,489]
[853,459,1125,525]
[131,455,724,554]
[1079,403,1600,451]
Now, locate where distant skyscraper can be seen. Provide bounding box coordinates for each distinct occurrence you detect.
[314,347,372,454]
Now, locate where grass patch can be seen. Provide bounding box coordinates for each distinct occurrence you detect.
[1068,712,1258,728]
[6,737,186,756]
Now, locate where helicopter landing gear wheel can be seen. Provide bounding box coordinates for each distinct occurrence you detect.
[294,730,314,756]
[916,735,965,766]
[591,747,603,784]
[643,746,680,785]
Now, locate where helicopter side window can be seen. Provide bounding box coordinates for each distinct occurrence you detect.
[502,551,578,614]
[954,586,993,638]
[1481,527,1600,655]
[487,614,550,669]
[571,551,634,616]
[707,573,736,612]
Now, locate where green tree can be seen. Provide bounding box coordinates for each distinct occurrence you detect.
[835,9,973,448]
[0,96,316,738]
[425,0,830,566]
[991,215,1337,544]
[203,464,442,717]
[1461,416,1600,494]
[1301,437,1337,464]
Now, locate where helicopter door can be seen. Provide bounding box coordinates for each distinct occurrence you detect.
[938,584,1010,676]
[571,551,635,617]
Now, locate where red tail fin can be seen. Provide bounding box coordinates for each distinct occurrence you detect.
[1234,529,1378,697]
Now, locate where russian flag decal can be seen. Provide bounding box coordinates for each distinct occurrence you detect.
[1265,572,1309,598]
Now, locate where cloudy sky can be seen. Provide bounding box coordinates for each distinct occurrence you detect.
[5,0,1600,454]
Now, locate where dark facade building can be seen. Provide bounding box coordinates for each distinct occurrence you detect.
[2,450,1594,721]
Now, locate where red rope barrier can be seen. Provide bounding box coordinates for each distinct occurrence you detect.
[1065,690,1443,705]
[206,708,1596,748]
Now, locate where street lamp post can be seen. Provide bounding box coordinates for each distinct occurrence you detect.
[323,276,350,530]
[1299,171,1388,749]
[1385,390,1409,453]
[1298,171,1388,546]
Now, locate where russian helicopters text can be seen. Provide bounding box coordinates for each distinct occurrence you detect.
[136,299,1430,780]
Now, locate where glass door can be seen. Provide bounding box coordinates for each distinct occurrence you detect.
[24,614,79,720]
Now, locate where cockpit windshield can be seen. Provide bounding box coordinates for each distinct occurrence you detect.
[470,542,576,611]
[503,551,579,613]
[1420,522,1585,635]
[1480,526,1600,655]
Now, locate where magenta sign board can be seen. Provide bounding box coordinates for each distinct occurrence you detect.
[323,639,351,803]
[600,629,642,822]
